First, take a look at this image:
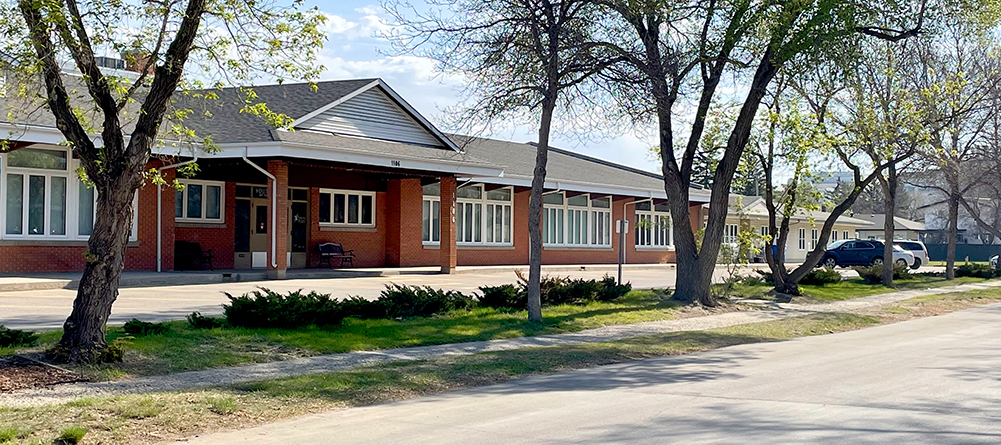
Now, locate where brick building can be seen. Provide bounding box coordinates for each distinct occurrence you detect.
[0,78,712,277]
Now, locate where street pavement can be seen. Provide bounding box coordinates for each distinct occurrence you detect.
[182,303,1001,445]
[0,265,745,330]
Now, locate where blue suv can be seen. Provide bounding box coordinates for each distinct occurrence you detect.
[819,240,907,268]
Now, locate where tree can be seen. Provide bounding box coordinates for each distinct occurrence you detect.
[596,0,929,305]
[909,8,1001,278]
[0,0,324,362]
[847,39,928,286]
[388,0,611,321]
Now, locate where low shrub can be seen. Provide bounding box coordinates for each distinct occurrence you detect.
[376,284,476,319]
[55,426,86,445]
[800,268,843,286]
[122,319,169,336]
[956,263,1000,279]
[223,288,345,329]
[338,296,385,319]
[596,275,632,301]
[186,312,224,329]
[753,269,775,285]
[853,263,910,284]
[477,284,525,309]
[0,325,38,347]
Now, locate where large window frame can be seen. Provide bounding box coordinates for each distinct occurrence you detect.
[175,179,225,223]
[543,192,611,248]
[635,201,673,249]
[798,228,807,250]
[1,146,137,241]
[318,188,376,228]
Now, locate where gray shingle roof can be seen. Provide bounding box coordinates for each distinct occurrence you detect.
[449,135,710,201]
[272,130,496,167]
[175,79,377,143]
[853,214,925,231]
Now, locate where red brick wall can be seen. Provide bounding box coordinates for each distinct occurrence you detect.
[0,161,171,273]
[307,188,388,268]
[173,182,237,270]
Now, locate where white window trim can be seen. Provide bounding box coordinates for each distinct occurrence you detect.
[318,188,376,227]
[811,228,818,250]
[456,185,514,247]
[1,146,138,242]
[175,179,226,223]
[635,207,674,250]
[798,228,807,250]
[422,195,441,245]
[543,192,612,248]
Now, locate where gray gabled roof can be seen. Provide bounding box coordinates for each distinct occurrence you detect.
[449,135,712,202]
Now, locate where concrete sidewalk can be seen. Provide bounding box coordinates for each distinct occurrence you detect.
[4,278,996,408]
[182,302,1001,445]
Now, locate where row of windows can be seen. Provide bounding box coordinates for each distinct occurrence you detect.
[635,201,673,248]
[1,148,136,240]
[543,193,612,247]
[423,184,514,245]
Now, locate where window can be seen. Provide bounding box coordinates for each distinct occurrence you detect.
[421,183,441,243]
[798,228,806,250]
[844,230,850,240]
[319,189,375,227]
[723,224,739,245]
[832,230,839,241]
[811,229,818,249]
[635,201,673,248]
[176,180,224,222]
[2,147,136,241]
[457,184,513,245]
[543,192,610,247]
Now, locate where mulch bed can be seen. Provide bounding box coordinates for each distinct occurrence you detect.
[0,355,82,392]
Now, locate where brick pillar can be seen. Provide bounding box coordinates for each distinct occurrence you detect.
[159,167,177,272]
[439,176,457,273]
[267,160,289,279]
[386,178,424,267]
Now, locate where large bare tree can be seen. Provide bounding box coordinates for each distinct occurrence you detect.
[0,0,324,362]
[388,0,612,321]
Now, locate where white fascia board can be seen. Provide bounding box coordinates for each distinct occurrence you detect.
[465,175,715,203]
[0,122,76,145]
[200,142,504,177]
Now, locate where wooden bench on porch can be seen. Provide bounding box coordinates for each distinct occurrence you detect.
[317,243,355,268]
[175,241,214,271]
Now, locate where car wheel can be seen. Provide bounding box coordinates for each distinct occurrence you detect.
[895,258,908,269]
[871,257,883,267]
[910,258,921,270]
[823,257,838,269]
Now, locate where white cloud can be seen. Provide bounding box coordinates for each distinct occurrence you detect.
[320,12,394,40]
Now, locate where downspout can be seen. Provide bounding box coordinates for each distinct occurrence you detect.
[157,155,198,272]
[242,149,277,268]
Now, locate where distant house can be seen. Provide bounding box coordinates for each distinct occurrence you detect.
[852,214,924,241]
[724,196,873,263]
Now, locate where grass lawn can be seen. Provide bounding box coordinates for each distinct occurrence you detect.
[5,290,692,379]
[4,286,1001,445]
[722,274,992,302]
[926,260,991,267]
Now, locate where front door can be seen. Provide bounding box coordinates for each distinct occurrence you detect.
[288,188,309,269]
[234,185,270,269]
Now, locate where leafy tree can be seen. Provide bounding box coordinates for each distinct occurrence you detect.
[387,0,612,321]
[0,0,324,362]
[595,0,930,305]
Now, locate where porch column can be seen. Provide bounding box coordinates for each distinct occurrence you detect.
[386,178,423,267]
[268,160,289,279]
[439,176,458,273]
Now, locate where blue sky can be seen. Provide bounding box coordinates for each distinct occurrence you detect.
[306,0,663,173]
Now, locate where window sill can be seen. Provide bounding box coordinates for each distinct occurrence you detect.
[176,221,227,229]
[544,246,614,251]
[635,246,676,251]
[459,244,515,250]
[320,225,377,233]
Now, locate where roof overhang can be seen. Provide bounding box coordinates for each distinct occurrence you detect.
[160,141,504,177]
[463,174,713,203]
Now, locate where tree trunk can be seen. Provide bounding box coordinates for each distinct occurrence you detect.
[946,194,959,280]
[881,163,897,287]
[526,98,556,322]
[52,174,138,363]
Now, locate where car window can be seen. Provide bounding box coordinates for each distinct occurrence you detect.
[860,242,875,250]
[897,242,922,250]
[842,241,855,250]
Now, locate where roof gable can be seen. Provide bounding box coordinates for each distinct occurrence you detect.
[291,80,458,151]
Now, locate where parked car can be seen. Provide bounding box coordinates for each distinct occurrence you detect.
[819,240,914,269]
[893,240,930,270]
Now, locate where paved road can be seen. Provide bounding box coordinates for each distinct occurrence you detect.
[183,303,1001,445]
[0,265,943,330]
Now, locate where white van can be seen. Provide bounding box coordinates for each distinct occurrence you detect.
[893,240,930,269]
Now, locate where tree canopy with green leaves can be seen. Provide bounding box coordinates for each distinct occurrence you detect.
[0,0,325,363]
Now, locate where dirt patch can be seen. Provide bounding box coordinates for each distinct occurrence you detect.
[0,356,83,392]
